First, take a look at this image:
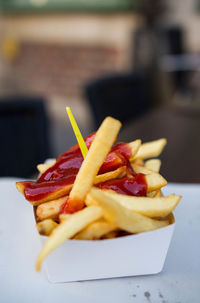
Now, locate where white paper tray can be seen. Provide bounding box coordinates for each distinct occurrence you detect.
[41,222,175,283]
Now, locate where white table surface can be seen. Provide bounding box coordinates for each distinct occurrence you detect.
[0,178,199,303]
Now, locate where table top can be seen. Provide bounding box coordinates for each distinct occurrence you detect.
[0,178,199,303]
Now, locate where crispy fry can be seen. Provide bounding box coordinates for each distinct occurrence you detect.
[16,182,25,195]
[145,173,167,192]
[87,189,181,218]
[133,138,167,160]
[69,117,121,203]
[36,219,58,236]
[16,182,72,206]
[128,139,141,159]
[74,219,117,240]
[37,161,56,174]
[147,189,162,198]
[59,214,72,223]
[131,163,154,175]
[89,187,169,233]
[35,205,103,271]
[145,159,161,173]
[36,196,67,221]
[94,166,126,184]
[85,193,98,207]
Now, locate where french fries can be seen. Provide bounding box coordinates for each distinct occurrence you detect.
[74,219,118,240]
[132,138,167,161]
[36,166,126,221]
[16,116,181,272]
[88,187,169,233]
[86,189,181,218]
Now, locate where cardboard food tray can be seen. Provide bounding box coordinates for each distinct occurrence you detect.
[35,159,175,283]
[34,210,175,283]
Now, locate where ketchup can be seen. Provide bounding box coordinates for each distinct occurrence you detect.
[23,178,74,202]
[19,132,147,214]
[96,174,147,197]
[60,197,84,214]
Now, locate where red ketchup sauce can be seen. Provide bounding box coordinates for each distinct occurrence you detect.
[96,174,147,197]
[21,133,147,213]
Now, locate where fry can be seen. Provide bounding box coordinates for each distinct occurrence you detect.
[74,219,117,240]
[147,189,162,198]
[36,196,67,220]
[16,182,73,206]
[131,163,153,175]
[36,219,58,236]
[16,182,25,196]
[69,117,121,204]
[154,190,162,197]
[59,214,72,223]
[87,189,181,218]
[37,161,56,174]
[89,187,169,233]
[145,173,167,192]
[94,166,126,184]
[35,205,103,271]
[128,139,141,159]
[133,138,167,160]
[145,159,161,173]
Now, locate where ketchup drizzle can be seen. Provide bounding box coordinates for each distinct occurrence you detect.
[20,132,147,213]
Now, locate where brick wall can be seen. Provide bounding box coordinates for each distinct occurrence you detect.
[9,42,127,99]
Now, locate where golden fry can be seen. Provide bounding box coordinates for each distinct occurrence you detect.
[128,140,141,160]
[37,161,56,174]
[69,117,121,202]
[36,219,58,236]
[88,187,169,233]
[145,173,167,192]
[36,196,67,221]
[16,182,72,206]
[87,188,181,218]
[94,166,126,184]
[133,138,167,160]
[147,189,162,198]
[74,219,117,240]
[145,159,161,173]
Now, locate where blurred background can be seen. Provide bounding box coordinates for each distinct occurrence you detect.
[0,0,200,182]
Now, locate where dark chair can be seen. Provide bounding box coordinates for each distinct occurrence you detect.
[85,73,151,129]
[0,97,50,178]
